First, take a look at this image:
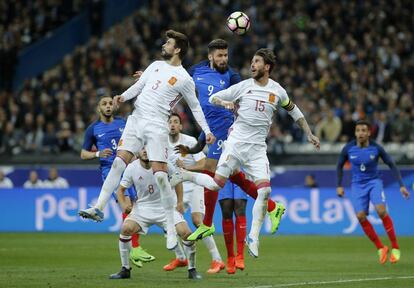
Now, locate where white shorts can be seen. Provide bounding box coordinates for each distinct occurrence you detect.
[183,182,205,215]
[216,140,270,182]
[126,205,185,235]
[118,115,169,162]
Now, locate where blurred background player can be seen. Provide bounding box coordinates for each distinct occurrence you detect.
[0,170,13,188]
[23,170,44,188]
[79,30,214,251]
[336,120,410,264]
[42,167,69,188]
[186,40,284,249]
[164,113,224,274]
[172,48,320,257]
[111,148,201,280]
[80,95,154,265]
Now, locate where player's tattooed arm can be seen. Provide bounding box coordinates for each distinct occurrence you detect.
[210,96,234,110]
[296,117,320,150]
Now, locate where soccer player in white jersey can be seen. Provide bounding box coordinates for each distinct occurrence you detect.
[110,148,202,280]
[79,30,214,251]
[164,113,225,274]
[171,48,320,257]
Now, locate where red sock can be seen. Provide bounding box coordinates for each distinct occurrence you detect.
[360,219,383,249]
[381,214,399,249]
[229,171,276,212]
[222,218,235,258]
[203,170,218,227]
[122,213,140,248]
[235,216,246,258]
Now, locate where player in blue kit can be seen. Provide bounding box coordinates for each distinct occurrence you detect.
[187,39,247,273]
[336,120,410,264]
[80,95,155,266]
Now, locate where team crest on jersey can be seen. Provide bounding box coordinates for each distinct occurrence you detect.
[268,93,276,103]
[220,80,225,87]
[370,154,375,160]
[168,76,177,86]
[119,128,124,133]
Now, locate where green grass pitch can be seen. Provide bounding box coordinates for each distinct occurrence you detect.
[0,233,413,288]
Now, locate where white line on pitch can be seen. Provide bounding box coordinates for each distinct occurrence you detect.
[243,275,414,288]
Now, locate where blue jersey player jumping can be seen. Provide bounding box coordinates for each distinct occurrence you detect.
[81,95,155,267]
[336,120,410,264]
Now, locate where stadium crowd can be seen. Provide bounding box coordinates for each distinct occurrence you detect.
[0,0,413,156]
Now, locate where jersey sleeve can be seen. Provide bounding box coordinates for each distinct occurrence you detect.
[121,62,155,101]
[209,81,243,102]
[181,78,211,135]
[120,164,134,189]
[376,143,405,187]
[82,124,96,150]
[336,143,350,186]
[278,87,295,111]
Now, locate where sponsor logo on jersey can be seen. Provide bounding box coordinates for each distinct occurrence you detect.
[196,77,203,81]
[350,155,357,159]
[269,93,276,103]
[247,90,252,94]
[168,76,177,86]
[98,133,105,138]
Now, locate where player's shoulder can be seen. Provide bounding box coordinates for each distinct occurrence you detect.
[85,120,100,132]
[344,139,357,150]
[180,133,197,145]
[113,116,126,125]
[189,60,209,73]
[268,78,287,92]
[369,140,384,150]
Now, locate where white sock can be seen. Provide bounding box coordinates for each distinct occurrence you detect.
[174,237,186,260]
[183,240,196,270]
[182,171,221,191]
[119,234,131,269]
[154,171,175,235]
[249,186,270,241]
[202,236,222,261]
[95,157,126,210]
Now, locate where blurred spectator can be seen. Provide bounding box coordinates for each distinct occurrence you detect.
[42,122,59,153]
[0,170,13,188]
[0,0,413,158]
[56,121,74,152]
[315,110,342,143]
[23,170,44,188]
[304,174,318,188]
[43,167,69,188]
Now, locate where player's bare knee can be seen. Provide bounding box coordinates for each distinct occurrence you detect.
[121,225,134,236]
[356,212,367,222]
[377,209,387,219]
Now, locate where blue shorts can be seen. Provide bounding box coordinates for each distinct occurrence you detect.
[101,166,137,201]
[351,179,386,214]
[218,181,247,200]
[207,129,228,160]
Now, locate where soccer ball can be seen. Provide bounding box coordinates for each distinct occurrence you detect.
[226,11,250,35]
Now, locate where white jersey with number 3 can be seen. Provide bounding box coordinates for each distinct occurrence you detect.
[121,61,210,134]
[211,78,290,145]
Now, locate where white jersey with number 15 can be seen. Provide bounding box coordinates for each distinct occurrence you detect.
[210,78,291,145]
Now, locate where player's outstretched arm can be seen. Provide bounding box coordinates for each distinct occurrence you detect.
[336,144,349,195]
[282,100,320,150]
[377,143,410,199]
